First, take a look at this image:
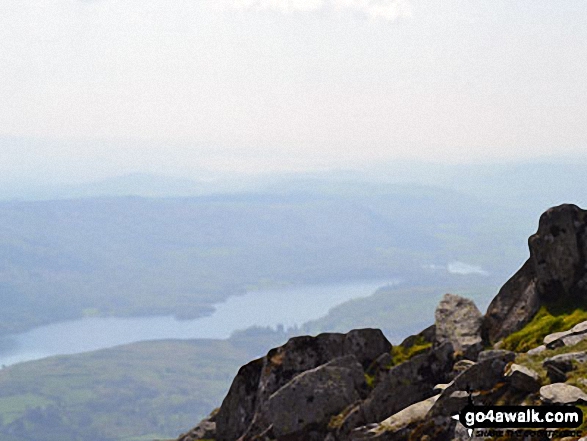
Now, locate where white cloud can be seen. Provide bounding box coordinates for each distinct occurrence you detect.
[231,0,411,20]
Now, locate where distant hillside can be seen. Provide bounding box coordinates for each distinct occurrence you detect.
[0,185,523,335]
[0,327,288,441]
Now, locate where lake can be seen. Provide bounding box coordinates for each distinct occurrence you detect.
[0,279,396,367]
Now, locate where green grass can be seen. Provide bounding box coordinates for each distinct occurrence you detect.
[0,330,286,441]
[502,303,587,352]
[390,335,432,367]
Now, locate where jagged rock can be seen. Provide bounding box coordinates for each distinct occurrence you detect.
[360,342,454,425]
[529,204,587,302]
[216,357,264,441]
[484,204,587,344]
[540,383,587,404]
[543,351,587,383]
[177,409,218,441]
[344,329,393,369]
[264,355,366,439]
[483,259,540,344]
[367,352,393,386]
[504,363,541,392]
[216,329,390,441]
[428,350,515,417]
[350,395,439,440]
[435,293,483,359]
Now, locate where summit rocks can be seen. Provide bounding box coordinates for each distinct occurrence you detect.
[177,204,587,441]
[484,204,587,343]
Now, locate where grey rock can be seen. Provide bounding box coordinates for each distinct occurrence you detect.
[483,259,541,344]
[429,351,515,417]
[543,351,587,383]
[544,329,573,346]
[266,355,365,439]
[504,363,541,392]
[540,383,587,404]
[215,357,264,441]
[572,320,587,334]
[435,293,483,359]
[527,345,546,355]
[350,395,440,440]
[561,332,587,347]
[484,204,587,344]
[477,349,515,363]
[216,329,391,441]
[344,329,393,369]
[529,204,587,302]
[360,342,454,425]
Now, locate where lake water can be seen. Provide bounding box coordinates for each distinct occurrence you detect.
[0,279,396,367]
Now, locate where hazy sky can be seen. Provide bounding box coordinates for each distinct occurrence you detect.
[1,0,587,181]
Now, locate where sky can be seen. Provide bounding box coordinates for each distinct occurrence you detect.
[1,0,587,183]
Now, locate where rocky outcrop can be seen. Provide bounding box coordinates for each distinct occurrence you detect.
[177,204,587,441]
[214,329,391,441]
[265,355,366,439]
[434,293,483,359]
[484,204,587,343]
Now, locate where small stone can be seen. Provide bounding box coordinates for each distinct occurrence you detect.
[540,383,587,405]
[544,330,573,345]
[505,363,541,392]
[527,345,546,355]
[572,320,587,334]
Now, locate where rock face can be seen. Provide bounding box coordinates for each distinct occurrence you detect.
[484,204,587,343]
[265,356,366,439]
[215,329,391,441]
[434,293,483,359]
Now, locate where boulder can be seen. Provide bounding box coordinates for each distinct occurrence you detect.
[216,330,391,441]
[543,351,587,383]
[360,342,454,424]
[545,321,587,349]
[540,383,587,405]
[428,350,515,417]
[265,355,366,439]
[435,294,483,359]
[484,204,587,344]
[504,363,541,393]
[350,395,440,440]
[529,204,587,302]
